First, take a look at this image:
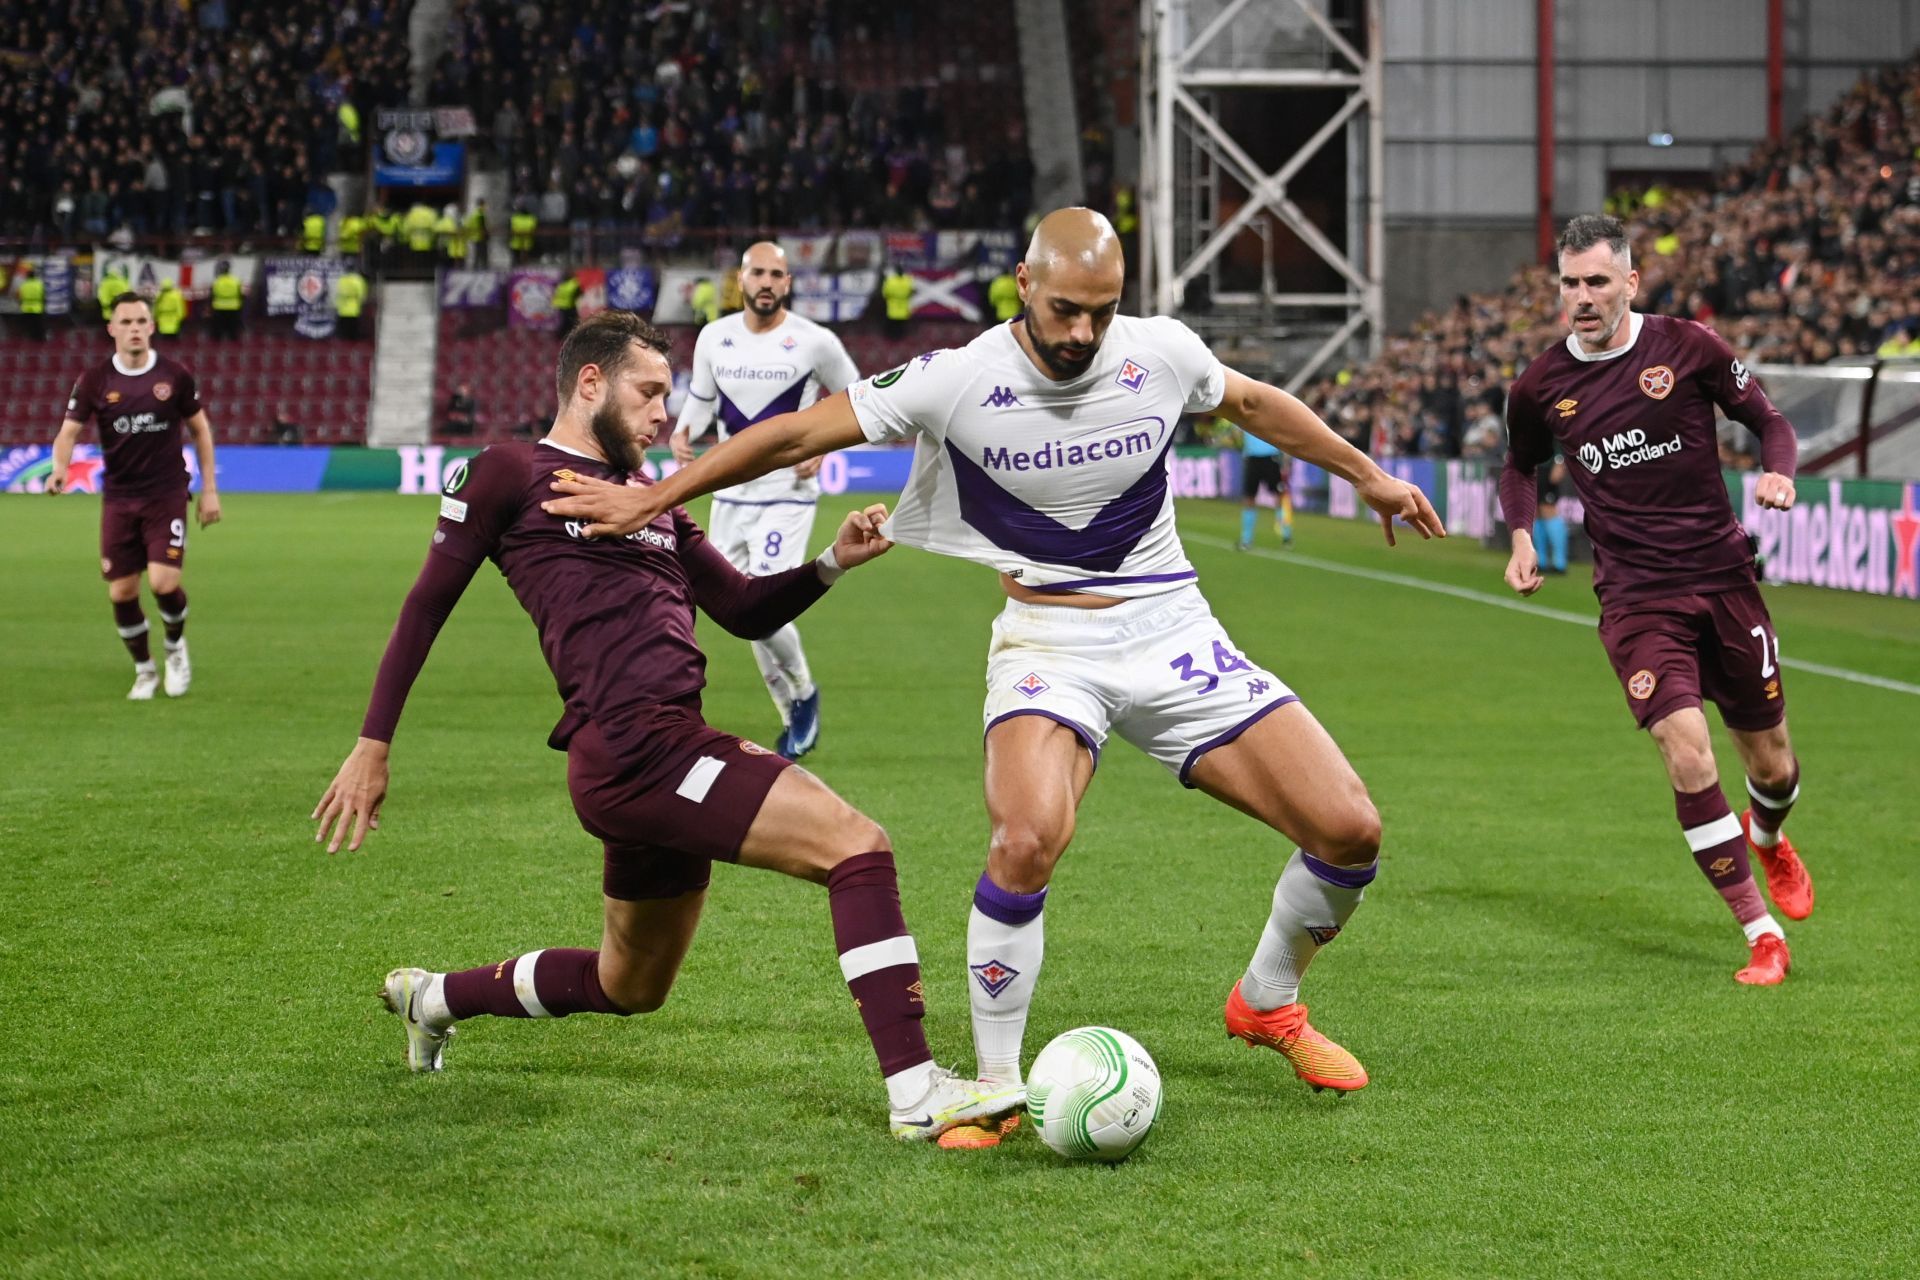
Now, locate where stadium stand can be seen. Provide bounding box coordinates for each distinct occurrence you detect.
[1311,55,1920,461]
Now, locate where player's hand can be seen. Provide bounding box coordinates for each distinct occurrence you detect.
[312,738,390,854]
[793,455,824,481]
[830,503,894,570]
[197,490,223,528]
[669,429,696,466]
[543,470,663,536]
[1755,472,1796,511]
[1356,472,1445,547]
[1505,538,1544,596]
[46,469,67,494]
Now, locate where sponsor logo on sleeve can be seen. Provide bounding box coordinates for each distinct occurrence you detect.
[439,496,469,522]
[1731,358,1751,392]
[445,459,470,493]
[1638,366,1675,400]
[870,363,908,389]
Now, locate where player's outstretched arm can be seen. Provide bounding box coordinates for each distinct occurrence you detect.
[1216,369,1444,546]
[544,392,866,538]
[46,419,83,493]
[186,411,221,527]
[312,550,483,852]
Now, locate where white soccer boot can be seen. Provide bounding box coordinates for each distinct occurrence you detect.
[380,967,454,1072]
[163,640,191,697]
[128,662,160,700]
[889,1066,1026,1142]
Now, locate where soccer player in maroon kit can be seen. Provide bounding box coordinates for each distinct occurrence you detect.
[1501,215,1813,985]
[312,311,1023,1142]
[49,294,222,700]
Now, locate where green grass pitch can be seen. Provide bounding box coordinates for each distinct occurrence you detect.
[3,491,1916,1278]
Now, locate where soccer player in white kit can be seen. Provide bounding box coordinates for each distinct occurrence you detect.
[670,241,860,758]
[548,210,1443,1143]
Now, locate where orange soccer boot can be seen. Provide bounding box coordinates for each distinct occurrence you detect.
[1735,932,1791,986]
[1741,811,1814,920]
[935,1113,1022,1151]
[1224,981,1368,1092]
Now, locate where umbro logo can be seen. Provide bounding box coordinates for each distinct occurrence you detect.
[1555,398,1578,418]
[980,386,1023,408]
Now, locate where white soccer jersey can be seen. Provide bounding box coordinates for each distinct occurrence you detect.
[678,310,860,503]
[847,314,1228,596]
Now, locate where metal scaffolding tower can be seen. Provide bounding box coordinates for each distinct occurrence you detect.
[1141,0,1384,389]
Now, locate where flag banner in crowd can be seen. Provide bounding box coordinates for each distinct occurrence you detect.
[884,231,937,271]
[604,266,658,314]
[506,268,563,330]
[907,269,985,322]
[570,267,610,320]
[263,257,345,337]
[651,268,709,324]
[791,269,876,324]
[0,253,74,314]
[439,271,506,309]
[835,230,885,271]
[783,234,837,271]
[374,108,470,187]
[92,252,259,304]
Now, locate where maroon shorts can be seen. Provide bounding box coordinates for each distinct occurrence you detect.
[100,492,189,580]
[1596,587,1787,732]
[565,709,792,901]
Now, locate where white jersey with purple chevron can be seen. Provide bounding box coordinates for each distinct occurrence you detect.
[678,310,860,504]
[847,315,1228,597]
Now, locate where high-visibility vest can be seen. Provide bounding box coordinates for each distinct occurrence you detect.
[988,273,1019,321]
[154,287,185,334]
[436,213,464,260]
[882,272,913,322]
[690,279,717,323]
[211,274,243,311]
[405,205,437,251]
[99,272,129,318]
[510,212,537,253]
[1113,186,1138,235]
[464,207,487,241]
[302,213,326,253]
[553,277,581,312]
[19,277,44,314]
[334,272,368,318]
[339,216,366,254]
[338,101,361,143]
[371,211,401,242]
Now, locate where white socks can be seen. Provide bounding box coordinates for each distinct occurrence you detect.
[966,875,1049,1085]
[751,625,814,722]
[885,1060,938,1111]
[1239,849,1376,1011]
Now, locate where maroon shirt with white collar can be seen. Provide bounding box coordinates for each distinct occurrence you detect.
[1502,313,1796,606]
[66,353,201,499]
[359,440,829,767]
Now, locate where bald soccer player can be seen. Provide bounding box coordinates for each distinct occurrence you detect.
[670,241,860,760]
[546,209,1444,1145]
[314,310,1022,1144]
[1502,214,1814,987]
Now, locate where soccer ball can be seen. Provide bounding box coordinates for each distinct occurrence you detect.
[1025,1026,1163,1162]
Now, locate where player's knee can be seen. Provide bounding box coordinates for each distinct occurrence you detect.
[106,578,140,603]
[1747,751,1796,791]
[1316,796,1382,866]
[802,812,890,883]
[988,823,1068,887]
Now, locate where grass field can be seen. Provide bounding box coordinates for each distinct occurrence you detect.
[3,491,1917,1278]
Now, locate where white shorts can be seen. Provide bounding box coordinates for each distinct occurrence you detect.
[706,497,819,576]
[982,585,1298,785]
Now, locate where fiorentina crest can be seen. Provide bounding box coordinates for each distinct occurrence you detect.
[1305,925,1342,946]
[970,958,1021,998]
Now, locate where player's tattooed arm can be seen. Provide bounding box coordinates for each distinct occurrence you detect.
[1214,368,1444,546]
[545,393,867,537]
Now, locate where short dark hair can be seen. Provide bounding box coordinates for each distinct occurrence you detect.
[555,310,672,403]
[1557,214,1629,263]
[110,293,152,317]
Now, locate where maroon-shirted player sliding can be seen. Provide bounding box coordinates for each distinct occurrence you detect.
[1502,214,1813,986]
[311,311,1023,1142]
[49,294,223,700]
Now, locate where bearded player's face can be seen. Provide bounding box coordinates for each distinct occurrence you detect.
[1019,260,1123,380]
[739,253,790,317]
[1558,243,1639,352]
[587,345,673,474]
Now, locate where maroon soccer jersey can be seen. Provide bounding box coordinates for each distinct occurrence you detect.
[386,440,829,765]
[65,354,202,499]
[1503,314,1794,606]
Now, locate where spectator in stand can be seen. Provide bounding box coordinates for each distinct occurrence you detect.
[273,409,303,445]
[210,262,245,340]
[882,266,913,339]
[155,280,186,339]
[334,268,369,342]
[443,384,477,438]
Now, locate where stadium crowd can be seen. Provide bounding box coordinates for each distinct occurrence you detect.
[441,0,1032,236]
[1314,54,1920,461]
[0,0,415,240]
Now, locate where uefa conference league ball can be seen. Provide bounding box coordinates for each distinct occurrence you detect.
[1025,1026,1163,1162]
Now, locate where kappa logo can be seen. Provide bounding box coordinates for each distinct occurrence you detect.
[1305,925,1342,946]
[1247,678,1271,700]
[1628,669,1657,700]
[1639,365,1675,400]
[1116,359,1149,394]
[1014,672,1049,698]
[979,386,1023,408]
[970,959,1021,999]
[720,337,734,347]
[1555,398,1579,418]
